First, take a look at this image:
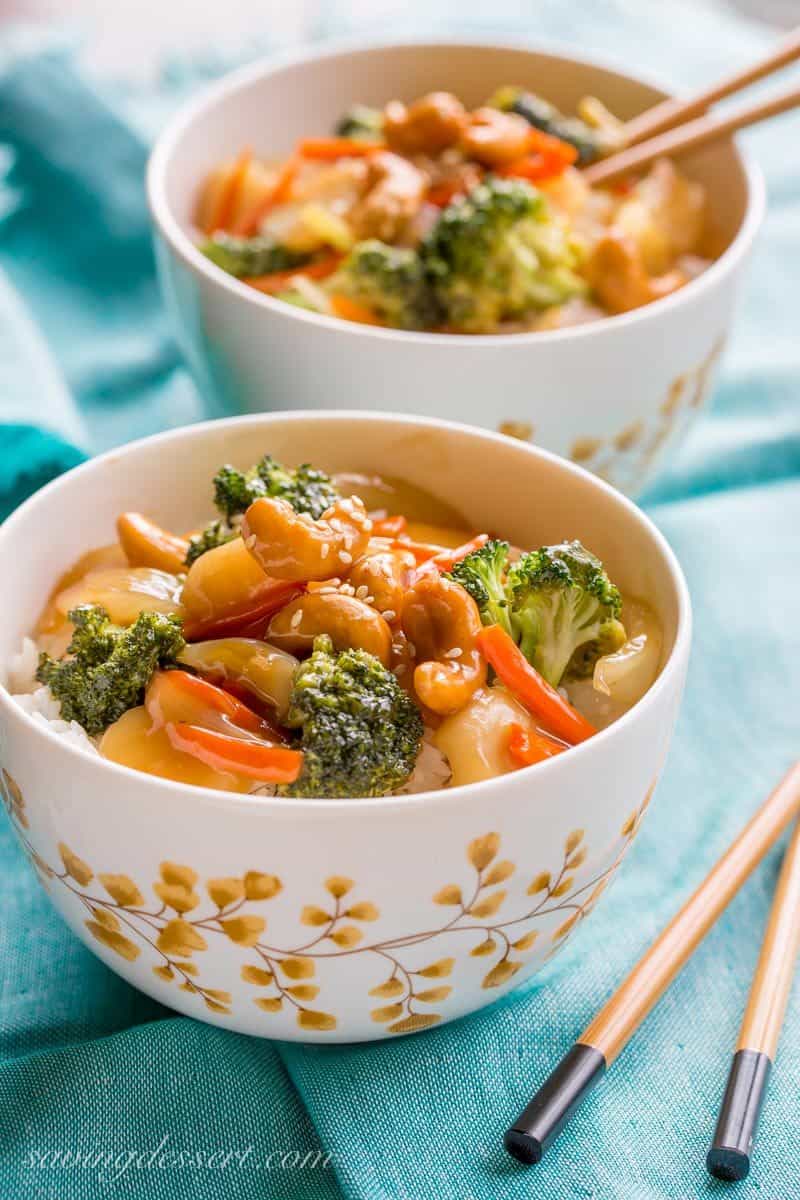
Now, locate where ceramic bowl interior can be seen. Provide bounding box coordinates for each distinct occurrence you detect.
[152,39,753,326]
[0,412,683,707]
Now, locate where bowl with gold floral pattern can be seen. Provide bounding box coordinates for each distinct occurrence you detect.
[0,412,690,1041]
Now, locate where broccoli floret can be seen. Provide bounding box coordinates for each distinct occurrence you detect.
[201,232,310,279]
[421,176,587,332]
[328,240,442,330]
[487,86,602,165]
[212,456,338,524]
[334,104,384,140]
[447,539,512,636]
[36,605,185,735]
[506,541,626,687]
[256,456,339,520]
[185,520,238,567]
[190,455,339,566]
[282,635,423,798]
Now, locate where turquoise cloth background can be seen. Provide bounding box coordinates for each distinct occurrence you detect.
[1,3,799,1197]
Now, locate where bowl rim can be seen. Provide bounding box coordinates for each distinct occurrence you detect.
[146,32,766,348]
[0,409,692,816]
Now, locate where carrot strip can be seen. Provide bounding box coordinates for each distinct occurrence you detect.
[476,624,596,745]
[148,670,265,733]
[329,294,384,326]
[182,580,303,641]
[244,255,343,295]
[205,148,253,236]
[167,723,303,783]
[499,129,578,184]
[372,514,408,538]
[507,722,566,766]
[233,156,299,237]
[427,181,465,207]
[432,534,490,572]
[298,137,386,160]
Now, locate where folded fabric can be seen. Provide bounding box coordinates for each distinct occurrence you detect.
[1,3,799,1199]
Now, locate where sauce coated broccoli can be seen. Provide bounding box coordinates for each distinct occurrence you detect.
[201,232,310,279]
[281,635,423,798]
[449,539,626,688]
[187,454,340,566]
[421,177,587,332]
[213,456,338,523]
[329,239,443,330]
[36,605,185,735]
[487,86,602,165]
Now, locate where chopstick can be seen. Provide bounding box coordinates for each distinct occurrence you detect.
[623,28,800,145]
[503,761,800,1166]
[582,84,800,186]
[707,815,800,1182]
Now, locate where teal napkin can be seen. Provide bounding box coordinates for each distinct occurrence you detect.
[1,5,799,1198]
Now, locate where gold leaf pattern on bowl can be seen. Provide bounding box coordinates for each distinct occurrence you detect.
[1,769,656,1037]
[568,337,726,492]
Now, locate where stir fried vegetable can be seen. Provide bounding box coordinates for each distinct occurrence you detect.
[22,454,663,796]
[282,635,423,798]
[36,604,185,735]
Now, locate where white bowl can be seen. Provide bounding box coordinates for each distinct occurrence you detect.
[147,38,764,497]
[0,412,690,1042]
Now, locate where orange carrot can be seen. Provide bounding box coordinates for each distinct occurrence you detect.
[205,148,253,236]
[476,624,596,745]
[233,156,299,237]
[298,137,386,160]
[244,255,343,295]
[499,129,578,184]
[408,533,490,577]
[372,514,408,538]
[329,294,384,326]
[182,580,303,641]
[431,534,490,572]
[147,670,265,733]
[167,723,303,783]
[507,722,566,767]
[427,181,465,207]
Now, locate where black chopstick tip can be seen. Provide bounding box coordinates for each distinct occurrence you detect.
[503,1043,606,1166]
[706,1145,751,1183]
[503,1128,544,1165]
[707,1049,771,1183]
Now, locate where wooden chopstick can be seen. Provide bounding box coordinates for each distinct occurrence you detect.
[582,84,800,186]
[707,815,800,1182]
[624,28,800,146]
[503,762,800,1166]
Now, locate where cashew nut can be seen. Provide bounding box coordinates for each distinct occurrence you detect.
[401,573,487,715]
[347,548,416,621]
[384,92,468,155]
[241,495,373,582]
[350,151,428,242]
[585,231,686,314]
[461,107,532,167]
[267,592,391,664]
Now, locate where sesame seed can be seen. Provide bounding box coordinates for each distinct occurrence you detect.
[406,641,416,657]
[340,583,355,596]
[393,664,407,677]
[363,519,374,533]
[244,534,257,550]
[339,550,353,564]
[355,585,369,599]
[321,543,330,559]
[290,609,303,629]
[364,594,374,605]
[381,609,397,622]
[444,647,462,659]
